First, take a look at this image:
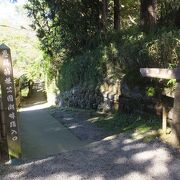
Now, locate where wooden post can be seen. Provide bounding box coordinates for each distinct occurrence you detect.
[172,67,180,146]
[0,98,9,162]
[0,44,21,159]
[140,67,180,146]
[162,107,167,134]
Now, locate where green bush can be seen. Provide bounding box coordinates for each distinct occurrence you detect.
[57,27,180,92]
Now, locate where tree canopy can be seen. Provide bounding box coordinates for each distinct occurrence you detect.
[24,0,179,91]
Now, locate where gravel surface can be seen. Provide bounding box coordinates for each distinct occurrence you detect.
[2,134,180,180]
[1,108,180,180]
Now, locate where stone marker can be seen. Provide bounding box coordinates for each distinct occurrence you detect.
[140,66,180,146]
[0,44,21,159]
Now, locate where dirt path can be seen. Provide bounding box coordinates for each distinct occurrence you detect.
[21,90,47,108]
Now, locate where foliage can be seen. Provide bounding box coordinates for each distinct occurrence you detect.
[57,27,179,92]
[58,48,107,91]
[120,0,140,28]
[0,25,43,81]
[146,87,155,97]
[25,0,180,94]
[140,29,180,68]
[19,75,28,89]
[158,0,180,27]
[25,0,100,55]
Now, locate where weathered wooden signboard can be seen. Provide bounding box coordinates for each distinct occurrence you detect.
[0,44,21,159]
[140,66,180,146]
[140,68,180,80]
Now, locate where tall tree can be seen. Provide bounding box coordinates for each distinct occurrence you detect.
[140,0,157,32]
[175,7,180,28]
[114,0,120,30]
[101,0,108,33]
[26,0,101,55]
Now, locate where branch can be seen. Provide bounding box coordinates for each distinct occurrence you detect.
[128,15,137,25]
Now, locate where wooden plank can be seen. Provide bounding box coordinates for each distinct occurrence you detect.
[0,44,21,159]
[140,68,180,80]
[140,65,180,146]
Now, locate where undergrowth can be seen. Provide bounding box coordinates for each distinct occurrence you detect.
[91,112,161,135]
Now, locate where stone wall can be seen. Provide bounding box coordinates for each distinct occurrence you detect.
[55,78,174,116]
[98,79,121,111]
[56,87,103,109]
[55,79,121,111]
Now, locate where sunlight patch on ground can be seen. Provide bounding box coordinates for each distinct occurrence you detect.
[131,130,159,141]
[122,171,152,180]
[122,138,135,144]
[122,143,146,151]
[69,125,81,129]
[19,102,50,112]
[87,117,99,123]
[63,117,74,121]
[103,135,118,141]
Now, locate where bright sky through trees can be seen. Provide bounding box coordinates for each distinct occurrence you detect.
[0,0,43,80]
[0,0,29,28]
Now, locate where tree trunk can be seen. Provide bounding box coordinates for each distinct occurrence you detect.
[102,0,108,33]
[175,7,180,28]
[28,80,34,98]
[140,0,157,32]
[97,0,101,33]
[114,0,120,30]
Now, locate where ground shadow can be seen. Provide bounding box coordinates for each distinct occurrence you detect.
[3,133,180,179]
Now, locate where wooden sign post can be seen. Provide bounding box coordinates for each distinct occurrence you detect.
[140,66,180,146]
[0,99,9,162]
[0,44,21,160]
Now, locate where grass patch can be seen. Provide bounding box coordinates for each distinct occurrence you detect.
[92,112,161,135]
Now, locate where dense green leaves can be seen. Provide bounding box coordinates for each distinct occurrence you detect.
[25,0,180,91]
[26,0,100,55]
[158,0,180,27]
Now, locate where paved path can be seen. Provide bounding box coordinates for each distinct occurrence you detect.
[19,103,86,159]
